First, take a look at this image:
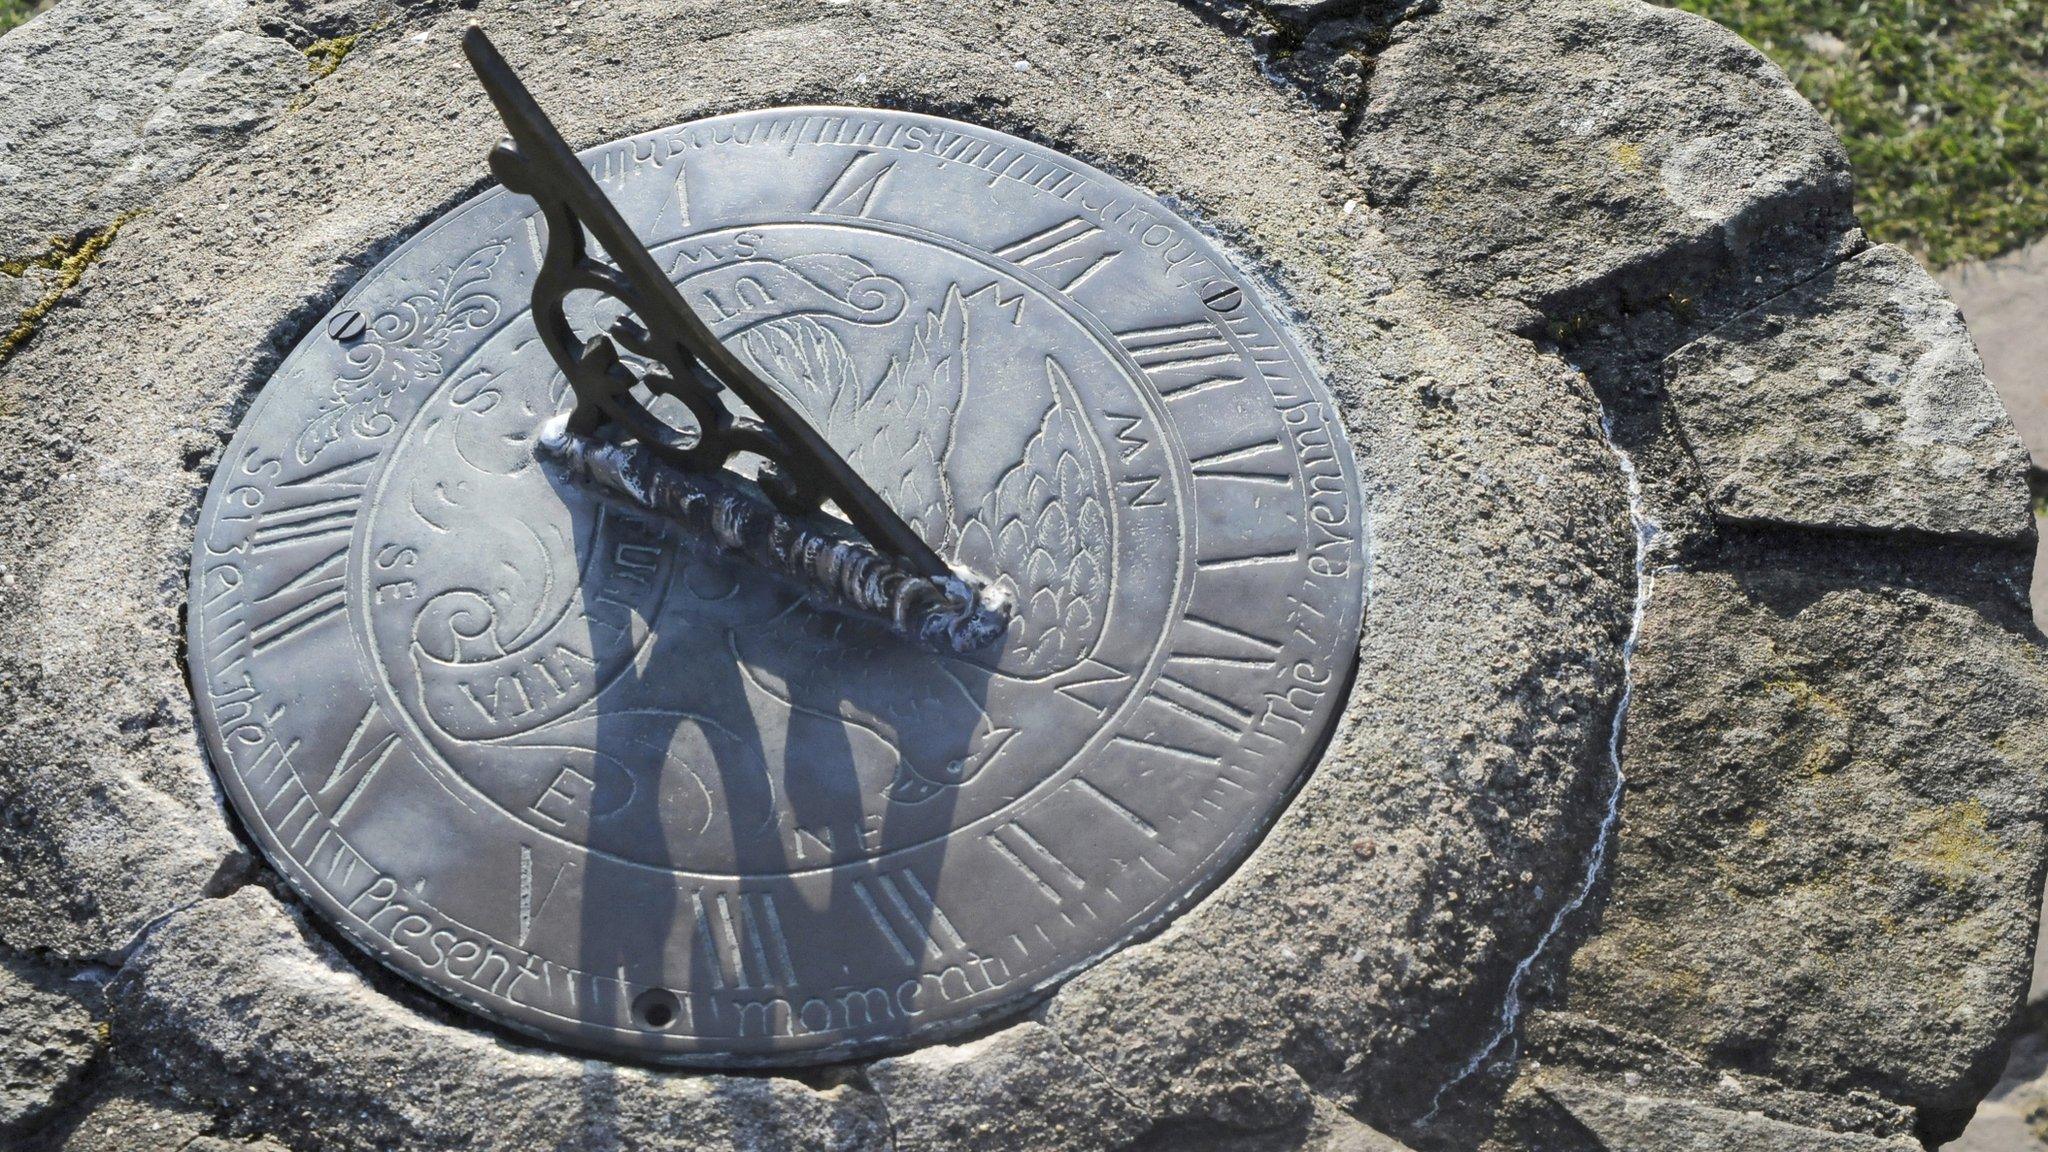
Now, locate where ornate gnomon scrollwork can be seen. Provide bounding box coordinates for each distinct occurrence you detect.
[186,29,1366,1068]
[463,27,1004,653]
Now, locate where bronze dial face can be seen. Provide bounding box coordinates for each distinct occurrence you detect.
[188,108,1366,1065]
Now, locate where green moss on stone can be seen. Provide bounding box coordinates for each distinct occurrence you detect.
[303,32,361,79]
[0,213,138,367]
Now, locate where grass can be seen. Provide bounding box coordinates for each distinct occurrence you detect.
[0,0,45,34]
[1668,0,2048,267]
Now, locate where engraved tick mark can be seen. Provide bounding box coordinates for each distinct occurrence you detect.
[813,150,895,216]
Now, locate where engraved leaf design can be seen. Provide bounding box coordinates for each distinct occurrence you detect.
[296,241,506,465]
[953,358,1110,676]
[736,314,862,424]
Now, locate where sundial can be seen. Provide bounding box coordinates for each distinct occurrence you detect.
[185,28,1365,1065]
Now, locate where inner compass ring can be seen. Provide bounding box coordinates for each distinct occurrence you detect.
[188,107,1366,1065]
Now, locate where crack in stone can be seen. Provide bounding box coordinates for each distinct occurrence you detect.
[840,1067,901,1152]
[1417,390,1664,1126]
[1035,1013,1158,1129]
[1167,0,1434,132]
[0,212,138,369]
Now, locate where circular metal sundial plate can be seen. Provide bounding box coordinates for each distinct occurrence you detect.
[187,108,1366,1065]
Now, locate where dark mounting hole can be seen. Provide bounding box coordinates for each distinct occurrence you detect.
[632,987,680,1031]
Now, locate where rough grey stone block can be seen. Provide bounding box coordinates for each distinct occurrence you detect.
[19,1081,215,1152]
[109,886,890,1152]
[0,954,102,1137]
[868,1022,1151,1152]
[0,0,305,255]
[1353,0,1854,328]
[1558,564,2048,1117]
[1665,245,2032,542]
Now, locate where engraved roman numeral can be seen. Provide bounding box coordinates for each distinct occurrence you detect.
[517,844,571,948]
[1107,732,1222,770]
[1115,319,1243,394]
[985,820,1086,904]
[1189,435,1292,486]
[320,702,403,821]
[1052,656,1131,714]
[661,162,691,234]
[241,455,371,655]
[852,869,967,964]
[995,217,1121,292]
[813,151,895,216]
[247,493,357,552]
[691,889,798,989]
[249,548,347,654]
[1182,613,1285,657]
[1067,777,1161,842]
[523,215,546,265]
[1150,669,1257,740]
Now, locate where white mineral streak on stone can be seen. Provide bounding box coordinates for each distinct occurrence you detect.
[1422,401,1662,1121]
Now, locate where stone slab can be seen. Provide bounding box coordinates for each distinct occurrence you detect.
[868,1022,1152,1152]
[108,886,889,1151]
[1544,1084,1922,1151]
[1557,563,2048,1117]
[1352,0,1854,331]
[0,954,102,1137]
[1664,245,2032,542]
[0,0,305,256]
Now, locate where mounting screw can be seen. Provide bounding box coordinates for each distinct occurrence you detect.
[327,310,366,342]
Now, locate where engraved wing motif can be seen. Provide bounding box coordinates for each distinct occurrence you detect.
[953,358,1110,676]
[743,293,1110,678]
[739,289,967,542]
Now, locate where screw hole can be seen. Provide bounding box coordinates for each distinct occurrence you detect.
[632,988,680,1031]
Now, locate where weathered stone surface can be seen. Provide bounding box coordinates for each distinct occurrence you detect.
[1541,1084,1921,1150]
[0,954,102,1137]
[1353,0,1854,330]
[20,1080,214,1152]
[1557,563,2048,1117]
[868,1021,1150,1151]
[0,0,305,255]
[1665,245,2032,542]
[109,886,889,1151]
[186,1138,297,1152]
[0,0,2039,1148]
[1483,1010,1920,1148]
